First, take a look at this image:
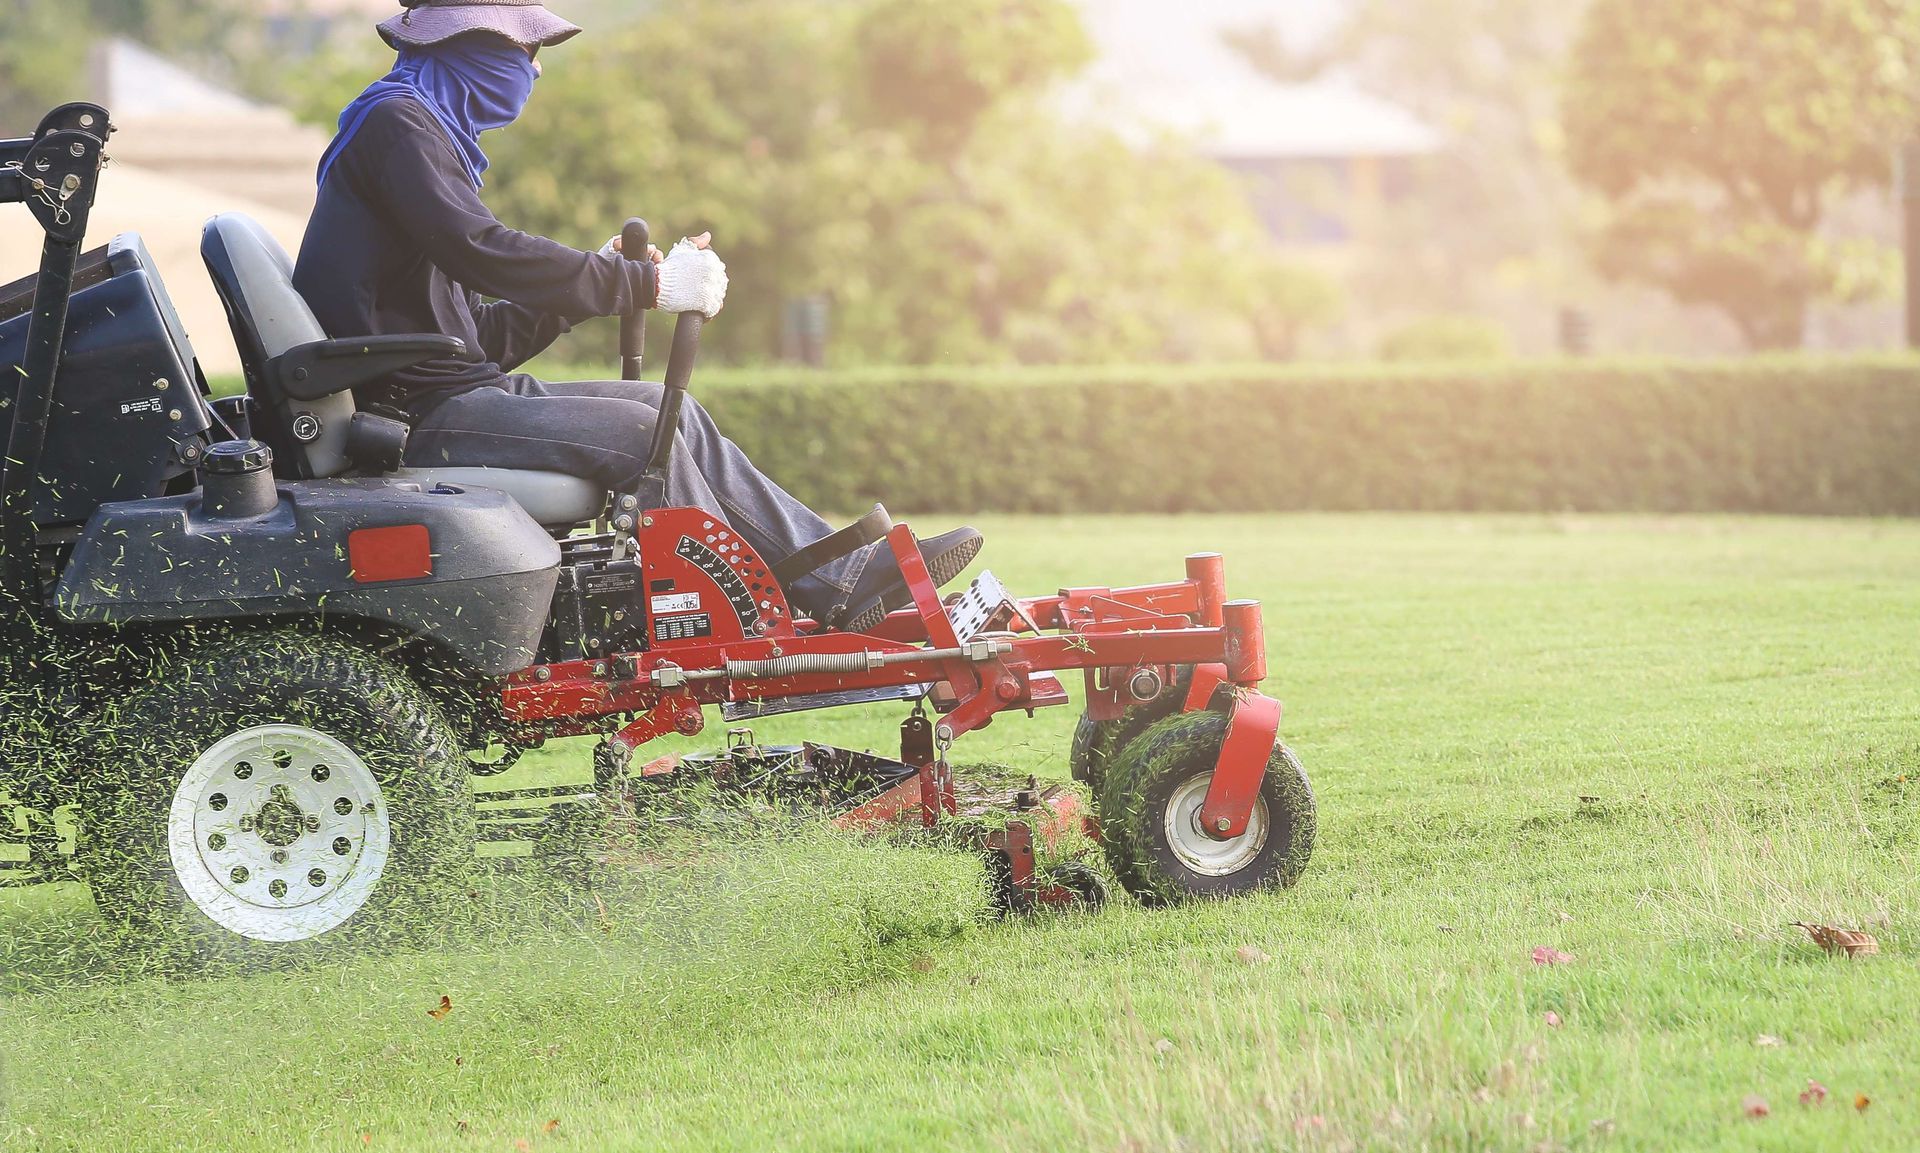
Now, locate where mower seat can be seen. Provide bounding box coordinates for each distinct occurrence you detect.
[200,214,608,526]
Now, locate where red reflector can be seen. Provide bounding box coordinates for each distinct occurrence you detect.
[348,524,433,583]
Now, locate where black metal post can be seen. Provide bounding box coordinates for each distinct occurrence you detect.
[0,112,107,646]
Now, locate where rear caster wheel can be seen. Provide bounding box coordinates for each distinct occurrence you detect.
[77,634,476,963]
[1069,665,1196,790]
[1096,711,1314,905]
[1041,860,1109,910]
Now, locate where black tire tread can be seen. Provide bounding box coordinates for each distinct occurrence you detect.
[1096,710,1314,905]
[76,631,475,964]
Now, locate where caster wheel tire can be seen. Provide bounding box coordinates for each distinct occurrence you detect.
[1097,711,1314,905]
[77,634,477,964]
[1042,860,1109,911]
[1069,665,1197,791]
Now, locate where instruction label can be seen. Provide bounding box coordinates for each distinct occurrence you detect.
[650,592,702,614]
[653,613,713,643]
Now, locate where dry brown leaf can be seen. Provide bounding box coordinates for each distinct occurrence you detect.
[1754,1034,1782,1048]
[1543,1011,1563,1028]
[910,955,936,974]
[1790,922,1880,957]
[1855,1094,1872,1112]
[427,995,453,1021]
[1235,945,1270,965]
[1153,1038,1175,1056]
[1590,1118,1616,1135]
[1531,946,1574,965]
[454,1120,470,1134]
[543,1119,560,1134]
[514,1141,532,1153]
[1742,1094,1771,1119]
[1799,1080,1828,1106]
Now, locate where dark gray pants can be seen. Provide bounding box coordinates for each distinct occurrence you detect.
[405,377,869,611]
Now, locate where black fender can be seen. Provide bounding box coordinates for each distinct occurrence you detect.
[53,478,560,675]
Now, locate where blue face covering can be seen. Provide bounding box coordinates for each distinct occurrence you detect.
[317,35,537,190]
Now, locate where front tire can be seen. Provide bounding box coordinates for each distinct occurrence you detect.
[1097,711,1315,905]
[78,634,476,962]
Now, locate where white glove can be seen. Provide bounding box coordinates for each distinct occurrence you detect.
[654,238,729,318]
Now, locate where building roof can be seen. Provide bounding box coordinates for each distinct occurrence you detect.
[1066,0,1442,160]
[0,39,329,373]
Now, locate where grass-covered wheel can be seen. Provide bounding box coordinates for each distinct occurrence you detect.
[77,633,476,962]
[1096,710,1314,905]
[1068,665,1196,790]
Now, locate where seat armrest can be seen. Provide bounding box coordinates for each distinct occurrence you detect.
[267,334,467,403]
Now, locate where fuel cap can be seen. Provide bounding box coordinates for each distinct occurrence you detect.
[203,439,273,475]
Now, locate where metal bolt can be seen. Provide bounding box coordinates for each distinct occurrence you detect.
[1214,817,1232,833]
[168,408,182,422]
[69,142,84,157]
[592,661,607,677]
[619,495,637,510]
[60,173,80,194]
[271,849,289,865]
[642,515,654,527]
[304,815,320,832]
[613,515,634,532]
[154,378,170,391]
[535,666,552,681]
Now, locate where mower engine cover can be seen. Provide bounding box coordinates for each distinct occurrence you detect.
[54,478,561,675]
[0,234,212,527]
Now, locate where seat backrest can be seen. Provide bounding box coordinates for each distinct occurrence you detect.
[200,213,356,479]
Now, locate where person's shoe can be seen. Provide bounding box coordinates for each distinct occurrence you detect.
[835,527,984,633]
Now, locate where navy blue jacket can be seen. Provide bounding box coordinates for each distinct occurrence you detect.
[293,97,656,413]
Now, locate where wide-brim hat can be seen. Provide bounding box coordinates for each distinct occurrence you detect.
[378,0,582,51]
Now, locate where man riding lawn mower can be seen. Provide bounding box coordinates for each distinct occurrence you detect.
[0,0,1315,958]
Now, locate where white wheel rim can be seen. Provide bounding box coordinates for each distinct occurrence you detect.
[1162,771,1269,877]
[167,724,391,943]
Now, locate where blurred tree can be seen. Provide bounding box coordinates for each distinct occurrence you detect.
[1564,0,1920,349]
[1232,1,1593,352]
[480,0,1311,366]
[853,0,1090,158]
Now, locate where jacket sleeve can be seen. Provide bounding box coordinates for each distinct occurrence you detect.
[366,104,656,320]
[468,294,574,371]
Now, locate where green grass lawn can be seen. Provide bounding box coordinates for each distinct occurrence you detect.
[5,513,1920,1151]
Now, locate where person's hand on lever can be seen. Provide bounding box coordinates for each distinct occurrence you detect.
[600,235,663,263]
[652,232,728,318]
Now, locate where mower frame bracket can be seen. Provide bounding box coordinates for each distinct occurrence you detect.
[1198,690,1282,840]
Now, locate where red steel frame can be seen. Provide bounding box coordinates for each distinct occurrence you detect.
[497,512,1283,844]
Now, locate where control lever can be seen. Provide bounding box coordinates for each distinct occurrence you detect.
[617,217,649,381]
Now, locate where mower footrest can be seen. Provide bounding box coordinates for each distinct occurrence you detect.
[721,682,929,722]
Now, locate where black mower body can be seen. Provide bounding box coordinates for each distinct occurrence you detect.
[54,479,561,675]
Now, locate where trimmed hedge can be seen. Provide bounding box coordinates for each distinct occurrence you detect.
[211,356,1920,514]
[690,357,1920,515]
